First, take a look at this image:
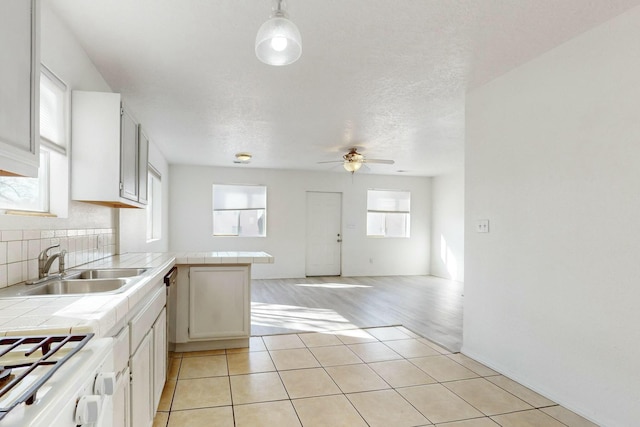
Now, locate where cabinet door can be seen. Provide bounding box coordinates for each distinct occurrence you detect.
[0,0,39,177]
[189,266,249,339]
[113,367,131,427]
[130,333,153,427]
[120,106,138,202]
[138,127,149,204]
[152,308,167,412]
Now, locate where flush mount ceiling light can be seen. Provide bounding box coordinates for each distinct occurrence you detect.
[234,152,252,163]
[255,0,302,66]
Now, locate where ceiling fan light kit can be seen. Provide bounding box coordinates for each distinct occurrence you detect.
[255,0,302,66]
[343,160,363,173]
[318,148,395,174]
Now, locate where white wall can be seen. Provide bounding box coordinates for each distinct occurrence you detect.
[430,169,464,282]
[464,6,640,426]
[169,165,431,279]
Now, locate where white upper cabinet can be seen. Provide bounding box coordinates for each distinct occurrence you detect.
[137,127,149,205]
[0,0,40,177]
[71,90,148,208]
[119,107,138,203]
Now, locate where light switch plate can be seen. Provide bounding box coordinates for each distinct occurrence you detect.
[476,219,490,233]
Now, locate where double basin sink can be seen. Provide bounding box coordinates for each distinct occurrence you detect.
[13,268,147,297]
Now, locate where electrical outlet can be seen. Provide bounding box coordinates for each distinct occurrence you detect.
[476,219,490,233]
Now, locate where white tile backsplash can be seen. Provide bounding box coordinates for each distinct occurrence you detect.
[7,263,23,286]
[0,265,7,288]
[0,228,116,287]
[0,242,6,264]
[7,241,22,263]
[27,240,40,259]
[2,230,22,241]
[40,230,54,239]
[23,230,40,240]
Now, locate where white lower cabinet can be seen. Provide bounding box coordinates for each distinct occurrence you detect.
[130,333,153,427]
[113,366,131,427]
[152,308,167,411]
[189,266,250,339]
[128,285,167,427]
[112,325,131,427]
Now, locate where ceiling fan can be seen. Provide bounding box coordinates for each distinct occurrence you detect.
[318,148,395,174]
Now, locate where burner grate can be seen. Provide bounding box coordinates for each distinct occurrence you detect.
[0,333,94,420]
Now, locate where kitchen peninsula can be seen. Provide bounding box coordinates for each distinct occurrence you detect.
[171,251,274,351]
[0,251,273,346]
[0,251,272,425]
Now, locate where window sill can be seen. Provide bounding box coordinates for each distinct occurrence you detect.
[2,210,57,218]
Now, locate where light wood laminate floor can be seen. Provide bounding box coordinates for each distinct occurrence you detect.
[251,275,463,352]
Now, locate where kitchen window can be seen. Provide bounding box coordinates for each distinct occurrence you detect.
[0,65,68,215]
[366,189,411,237]
[212,184,266,237]
[146,166,162,241]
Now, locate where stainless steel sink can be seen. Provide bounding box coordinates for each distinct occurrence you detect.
[0,267,148,298]
[73,268,147,279]
[22,278,129,296]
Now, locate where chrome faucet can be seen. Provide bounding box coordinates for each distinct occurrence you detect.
[38,244,67,279]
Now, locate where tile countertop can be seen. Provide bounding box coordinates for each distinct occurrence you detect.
[173,251,274,265]
[0,251,274,338]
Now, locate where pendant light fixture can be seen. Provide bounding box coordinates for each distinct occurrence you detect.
[255,0,302,66]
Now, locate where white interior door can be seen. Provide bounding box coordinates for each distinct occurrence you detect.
[306,192,342,276]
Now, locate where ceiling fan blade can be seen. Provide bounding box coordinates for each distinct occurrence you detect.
[363,159,395,165]
[317,160,345,164]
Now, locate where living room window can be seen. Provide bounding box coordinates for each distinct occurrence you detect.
[212,184,266,237]
[366,189,411,237]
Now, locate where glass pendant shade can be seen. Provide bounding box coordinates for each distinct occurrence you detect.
[344,161,363,173]
[255,3,302,66]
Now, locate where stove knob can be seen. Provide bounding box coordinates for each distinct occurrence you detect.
[75,395,101,424]
[94,372,117,396]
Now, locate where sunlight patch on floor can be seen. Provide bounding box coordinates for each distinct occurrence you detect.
[294,283,371,289]
[251,302,358,332]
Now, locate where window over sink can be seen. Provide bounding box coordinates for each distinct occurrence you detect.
[212,184,266,237]
[0,65,69,216]
[146,165,162,241]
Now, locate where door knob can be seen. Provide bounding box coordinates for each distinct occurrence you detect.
[337,239,342,242]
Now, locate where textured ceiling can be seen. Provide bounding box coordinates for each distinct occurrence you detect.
[48,0,640,176]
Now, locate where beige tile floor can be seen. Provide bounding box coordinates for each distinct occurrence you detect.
[154,326,598,427]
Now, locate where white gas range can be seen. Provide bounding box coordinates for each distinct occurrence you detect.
[0,333,115,427]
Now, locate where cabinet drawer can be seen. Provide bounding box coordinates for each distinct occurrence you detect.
[130,286,165,355]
